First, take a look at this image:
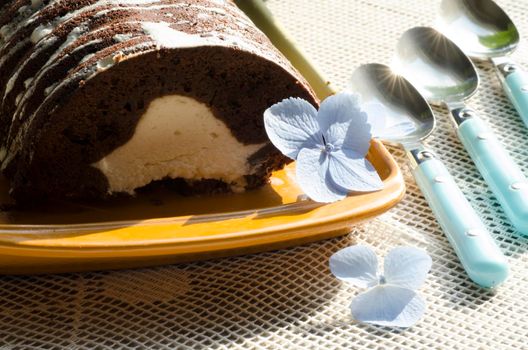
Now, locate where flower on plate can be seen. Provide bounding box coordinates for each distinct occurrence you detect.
[330,245,432,328]
[264,92,383,203]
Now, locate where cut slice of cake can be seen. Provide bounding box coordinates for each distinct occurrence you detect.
[0,0,317,202]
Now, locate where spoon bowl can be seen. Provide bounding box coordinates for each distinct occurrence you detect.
[438,0,519,59]
[349,63,435,146]
[437,0,528,134]
[394,26,479,104]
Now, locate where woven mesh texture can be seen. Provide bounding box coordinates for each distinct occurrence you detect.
[1,0,528,348]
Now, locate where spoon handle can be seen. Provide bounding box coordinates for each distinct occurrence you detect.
[494,58,528,128]
[452,107,528,235]
[409,147,509,288]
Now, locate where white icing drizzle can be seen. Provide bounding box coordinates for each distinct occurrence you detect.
[142,21,208,48]
[80,53,96,63]
[209,7,227,15]
[92,3,227,19]
[30,22,55,43]
[0,5,117,105]
[96,54,119,71]
[12,38,103,121]
[0,0,53,46]
[15,93,23,106]
[7,1,258,108]
[44,82,58,96]
[33,19,128,82]
[18,6,29,15]
[24,78,33,89]
[2,36,57,103]
[3,0,159,46]
[5,19,106,104]
[140,21,269,57]
[2,1,231,81]
[113,33,133,42]
[0,0,49,45]
[4,75,18,100]
[12,16,144,115]
[0,41,26,73]
[0,25,10,40]
[2,0,246,77]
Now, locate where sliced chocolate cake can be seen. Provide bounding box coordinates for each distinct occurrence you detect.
[0,0,317,202]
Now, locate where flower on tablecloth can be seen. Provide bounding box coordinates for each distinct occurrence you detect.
[330,245,432,328]
[263,92,383,203]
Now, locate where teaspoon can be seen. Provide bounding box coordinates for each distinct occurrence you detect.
[351,63,509,288]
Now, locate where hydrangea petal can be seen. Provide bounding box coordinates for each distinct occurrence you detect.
[329,245,379,288]
[327,150,383,192]
[361,102,387,139]
[350,285,426,328]
[342,112,372,157]
[296,147,346,203]
[384,247,432,290]
[318,93,367,149]
[264,98,322,159]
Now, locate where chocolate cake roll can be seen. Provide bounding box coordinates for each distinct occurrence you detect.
[0,0,317,202]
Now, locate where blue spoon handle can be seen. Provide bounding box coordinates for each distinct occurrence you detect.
[495,59,528,128]
[408,147,509,288]
[453,109,528,235]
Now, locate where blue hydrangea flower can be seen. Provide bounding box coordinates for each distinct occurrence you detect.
[264,92,383,203]
[330,245,432,328]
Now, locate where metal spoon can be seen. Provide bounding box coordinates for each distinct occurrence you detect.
[438,0,528,127]
[350,63,508,288]
[395,26,528,236]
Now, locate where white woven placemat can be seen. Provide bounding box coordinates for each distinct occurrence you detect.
[1,0,528,348]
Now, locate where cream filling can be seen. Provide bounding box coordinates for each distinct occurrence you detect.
[92,95,264,194]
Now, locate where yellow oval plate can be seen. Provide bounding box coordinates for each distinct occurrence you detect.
[0,140,404,274]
